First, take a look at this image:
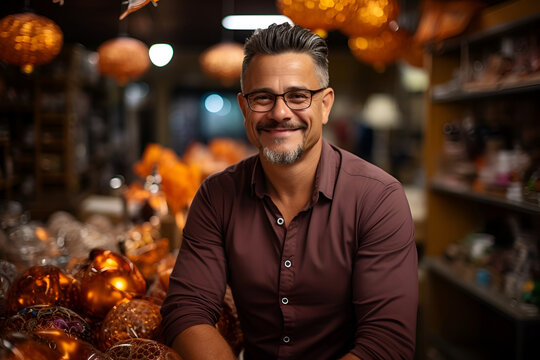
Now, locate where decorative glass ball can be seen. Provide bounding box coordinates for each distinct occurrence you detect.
[105,338,182,360]
[78,250,146,319]
[3,305,94,344]
[0,332,60,360]
[34,328,112,360]
[5,265,77,315]
[99,299,162,350]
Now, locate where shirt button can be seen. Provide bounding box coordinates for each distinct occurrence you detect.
[277,217,284,225]
[284,260,292,268]
[281,297,289,305]
[283,336,291,343]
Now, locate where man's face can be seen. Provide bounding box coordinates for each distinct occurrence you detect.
[237,52,334,165]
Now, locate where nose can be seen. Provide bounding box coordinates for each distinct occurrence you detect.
[270,95,292,120]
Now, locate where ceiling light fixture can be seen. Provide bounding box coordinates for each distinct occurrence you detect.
[222,15,293,30]
[149,43,174,67]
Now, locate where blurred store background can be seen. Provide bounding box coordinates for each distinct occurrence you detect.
[0,0,539,359]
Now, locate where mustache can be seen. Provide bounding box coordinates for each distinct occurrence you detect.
[256,120,307,131]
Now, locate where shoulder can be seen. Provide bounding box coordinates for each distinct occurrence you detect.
[331,144,399,188]
[200,154,257,192]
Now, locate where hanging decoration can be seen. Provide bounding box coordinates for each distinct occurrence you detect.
[120,0,160,21]
[0,12,63,74]
[348,26,408,70]
[97,37,150,85]
[199,42,244,86]
[340,0,400,37]
[414,0,485,44]
[276,0,356,38]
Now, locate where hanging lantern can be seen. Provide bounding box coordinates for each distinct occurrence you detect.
[98,37,150,85]
[340,0,400,37]
[348,26,408,70]
[199,42,244,86]
[276,0,356,38]
[0,12,63,74]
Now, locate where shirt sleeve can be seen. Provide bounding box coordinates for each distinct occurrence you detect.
[350,181,418,360]
[160,178,228,347]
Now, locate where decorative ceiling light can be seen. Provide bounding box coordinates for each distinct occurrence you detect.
[149,43,173,67]
[348,26,408,70]
[98,37,150,85]
[199,42,244,86]
[340,0,400,37]
[276,0,356,38]
[0,12,63,74]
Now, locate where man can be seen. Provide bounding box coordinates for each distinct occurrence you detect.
[161,23,418,360]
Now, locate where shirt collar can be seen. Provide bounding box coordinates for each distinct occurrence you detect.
[250,138,338,201]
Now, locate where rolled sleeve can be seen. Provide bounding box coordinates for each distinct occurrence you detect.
[351,182,418,359]
[160,179,228,346]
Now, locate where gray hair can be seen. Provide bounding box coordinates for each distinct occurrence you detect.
[241,23,329,92]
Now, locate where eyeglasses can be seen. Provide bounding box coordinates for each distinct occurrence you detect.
[242,88,326,112]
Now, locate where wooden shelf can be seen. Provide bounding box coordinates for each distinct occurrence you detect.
[430,180,540,215]
[424,257,540,322]
[431,80,540,103]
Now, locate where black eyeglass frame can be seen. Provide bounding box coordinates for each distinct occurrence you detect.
[242,88,327,113]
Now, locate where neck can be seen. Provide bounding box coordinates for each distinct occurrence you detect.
[260,139,323,223]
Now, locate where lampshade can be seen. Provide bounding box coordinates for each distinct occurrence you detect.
[98,37,150,85]
[199,42,244,86]
[340,0,400,37]
[276,0,355,37]
[0,12,63,74]
[348,26,407,69]
[362,93,401,129]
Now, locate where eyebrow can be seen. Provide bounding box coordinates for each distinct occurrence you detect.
[246,86,310,94]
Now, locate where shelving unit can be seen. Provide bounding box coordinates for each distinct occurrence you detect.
[0,44,100,217]
[422,1,540,359]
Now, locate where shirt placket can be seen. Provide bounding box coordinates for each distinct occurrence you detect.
[276,215,297,358]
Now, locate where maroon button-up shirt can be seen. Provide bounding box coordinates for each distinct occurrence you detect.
[161,140,418,359]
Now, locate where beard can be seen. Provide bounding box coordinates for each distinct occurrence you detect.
[256,120,306,164]
[262,139,304,165]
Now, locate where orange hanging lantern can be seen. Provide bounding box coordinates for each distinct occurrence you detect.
[276,0,356,38]
[0,12,63,74]
[340,0,400,37]
[98,37,150,85]
[348,26,408,70]
[200,42,244,86]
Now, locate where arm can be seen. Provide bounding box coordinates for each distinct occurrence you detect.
[161,179,233,357]
[350,182,418,359]
[172,324,236,360]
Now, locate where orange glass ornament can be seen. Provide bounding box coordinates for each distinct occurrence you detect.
[0,12,63,74]
[5,265,77,315]
[125,237,170,282]
[0,332,60,360]
[34,329,111,360]
[3,305,94,344]
[200,42,244,86]
[340,0,400,37]
[99,299,162,350]
[105,338,182,360]
[78,250,146,319]
[98,37,150,85]
[348,26,408,69]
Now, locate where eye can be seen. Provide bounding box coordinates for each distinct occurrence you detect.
[249,93,274,104]
[286,91,309,103]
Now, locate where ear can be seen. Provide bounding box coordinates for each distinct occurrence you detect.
[321,88,335,125]
[237,92,249,119]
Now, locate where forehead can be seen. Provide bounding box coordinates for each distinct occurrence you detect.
[243,52,319,91]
